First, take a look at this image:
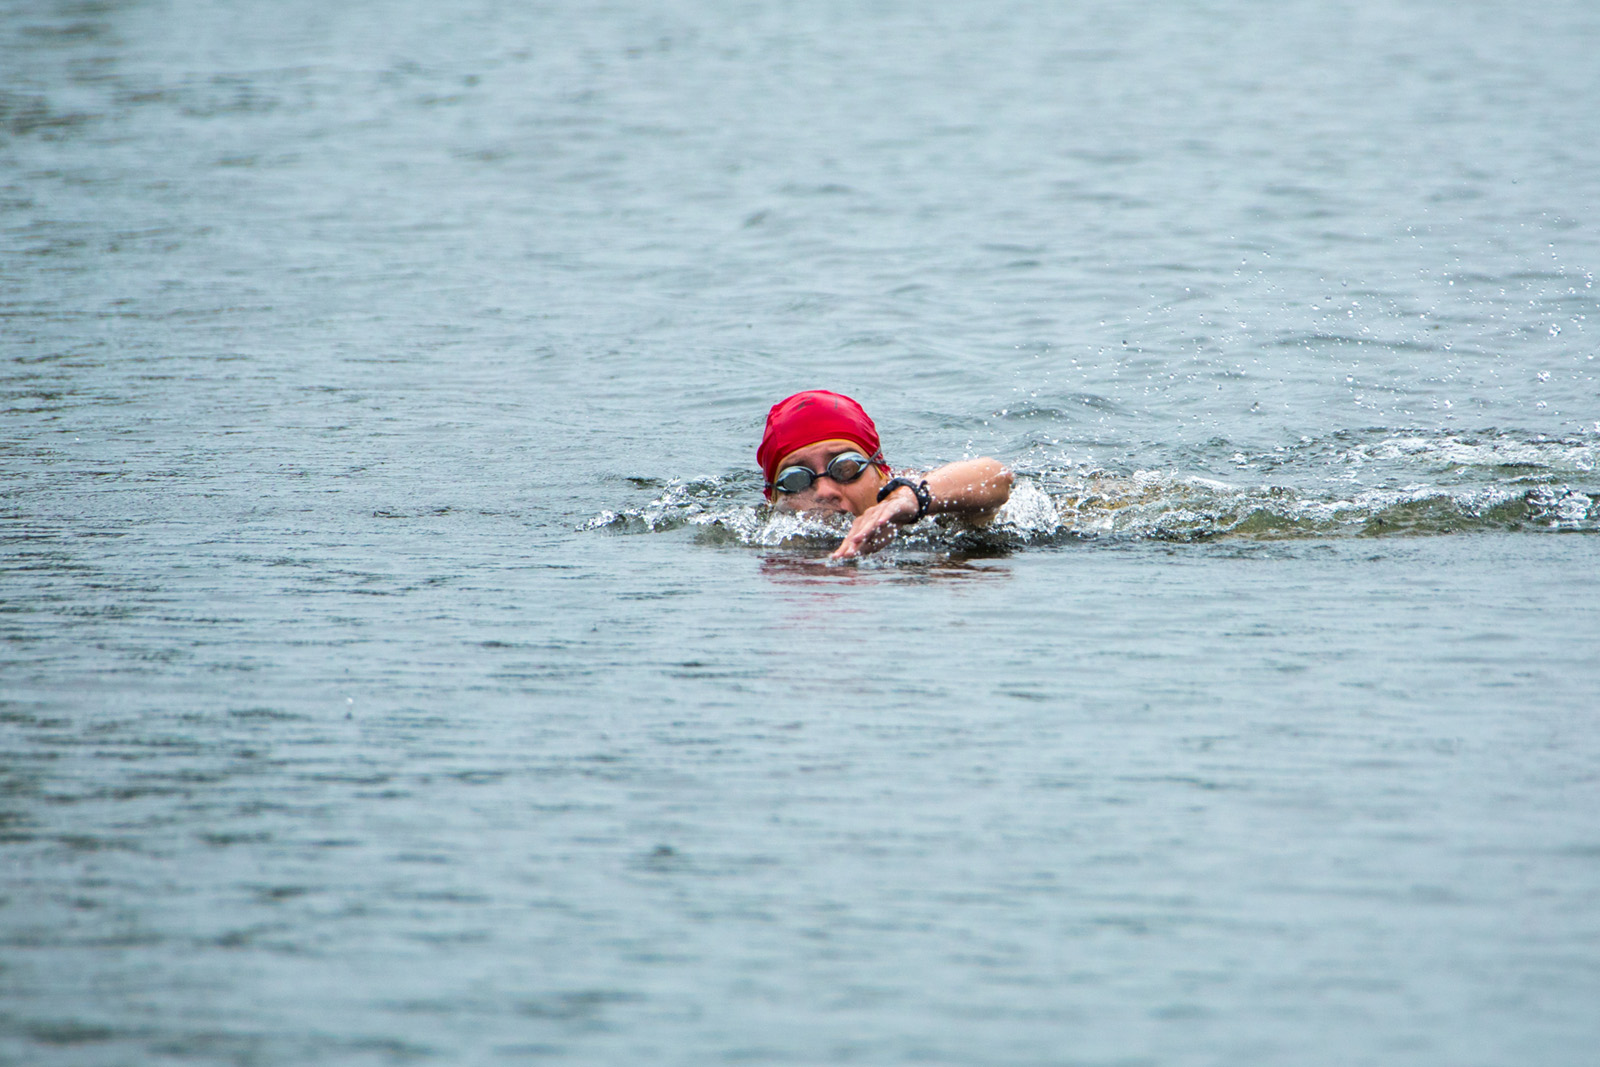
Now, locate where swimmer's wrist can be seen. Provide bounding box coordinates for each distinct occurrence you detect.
[878,477,930,522]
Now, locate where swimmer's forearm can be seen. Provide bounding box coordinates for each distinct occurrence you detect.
[920,458,1013,516]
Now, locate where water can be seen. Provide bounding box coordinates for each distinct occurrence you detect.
[3,0,1599,1063]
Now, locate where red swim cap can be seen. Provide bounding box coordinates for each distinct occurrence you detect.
[756,390,887,498]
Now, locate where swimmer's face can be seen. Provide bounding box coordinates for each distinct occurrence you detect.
[770,439,888,517]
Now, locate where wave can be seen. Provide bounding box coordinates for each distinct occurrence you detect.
[584,430,1600,550]
[1048,472,1595,540]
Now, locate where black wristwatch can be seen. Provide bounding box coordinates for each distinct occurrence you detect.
[877,477,931,522]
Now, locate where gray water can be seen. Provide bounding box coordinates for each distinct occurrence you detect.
[3,1,1599,1064]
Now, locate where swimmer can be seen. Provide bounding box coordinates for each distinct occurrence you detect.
[757,390,1013,559]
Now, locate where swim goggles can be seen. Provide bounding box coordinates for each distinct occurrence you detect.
[768,450,882,494]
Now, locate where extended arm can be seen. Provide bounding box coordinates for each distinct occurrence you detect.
[832,458,1013,560]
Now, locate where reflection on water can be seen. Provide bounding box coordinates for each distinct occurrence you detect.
[758,553,1013,586]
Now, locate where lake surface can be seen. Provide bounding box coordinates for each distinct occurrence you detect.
[3,1,1598,1064]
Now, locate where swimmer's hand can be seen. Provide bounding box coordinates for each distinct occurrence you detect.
[831,489,919,560]
[829,458,1013,561]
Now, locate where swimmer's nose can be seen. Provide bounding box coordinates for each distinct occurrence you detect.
[811,475,847,505]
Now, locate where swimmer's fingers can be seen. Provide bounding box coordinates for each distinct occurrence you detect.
[831,510,884,559]
[832,519,882,559]
[832,518,892,559]
[831,497,915,560]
